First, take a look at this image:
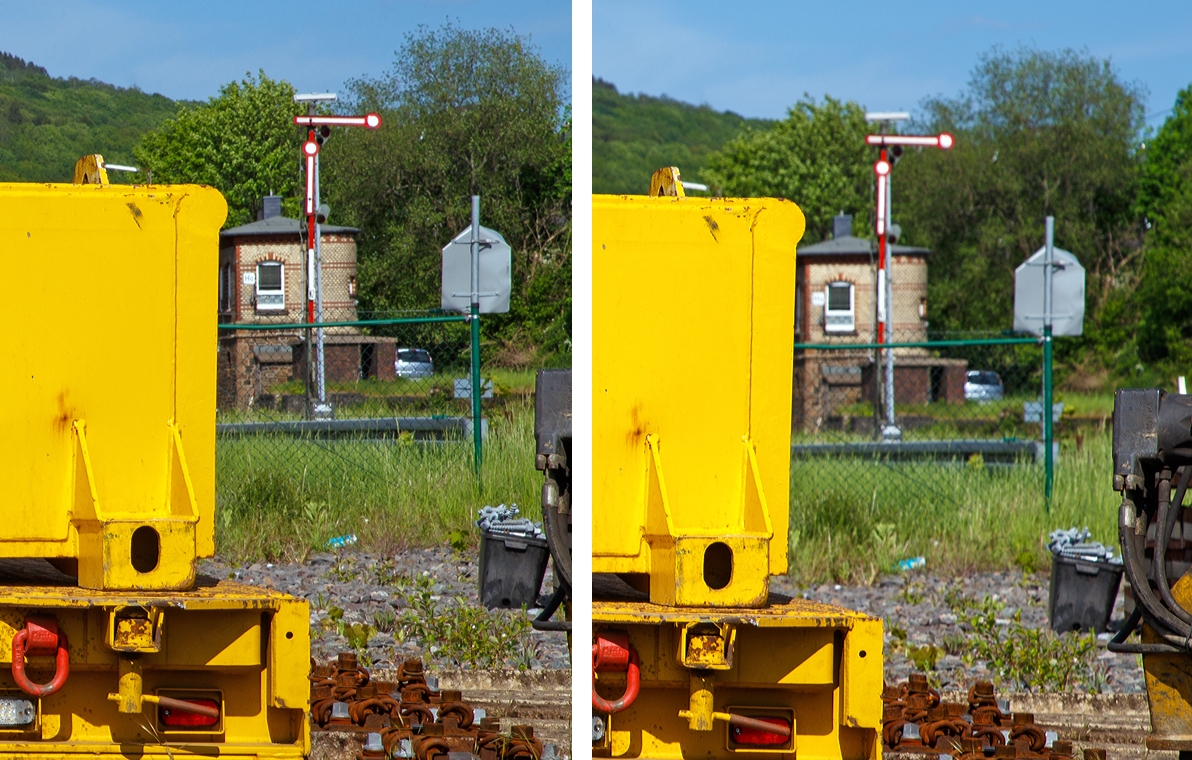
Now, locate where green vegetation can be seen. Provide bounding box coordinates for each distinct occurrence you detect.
[315,557,538,670]
[0,51,181,183]
[788,427,1115,583]
[327,25,571,368]
[134,72,304,229]
[896,47,1146,380]
[216,398,540,562]
[593,77,772,194]
[626,46,1192,386]
[393,571,537,669]
[1136,85,1192,370]
[127,24,570,368]
[257,367,536,407]
[702,97,874,243]
[947,592,1101,693]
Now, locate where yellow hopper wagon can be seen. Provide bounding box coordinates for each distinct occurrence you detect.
[0,161,310,760]
[592,170,883,759]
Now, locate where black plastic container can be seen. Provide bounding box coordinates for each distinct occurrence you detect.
[1048,554,1123,633]
[478,530,550,609]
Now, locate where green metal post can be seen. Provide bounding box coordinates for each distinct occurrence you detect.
[1043,324,1053,509]
[471,306,482,473]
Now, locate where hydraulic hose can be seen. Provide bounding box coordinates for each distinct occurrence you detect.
[1154,466,1192,626]
[1117,497,1192,646]
[1107,606,1184,654]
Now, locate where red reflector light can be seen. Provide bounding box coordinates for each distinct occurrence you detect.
[730,717,791,747]
[160,699,220,728]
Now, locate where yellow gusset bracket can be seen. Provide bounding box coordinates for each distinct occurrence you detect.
[73,421,101,519]
[168,420,199,517]
[644,435,677,539]
[742,437,774,538]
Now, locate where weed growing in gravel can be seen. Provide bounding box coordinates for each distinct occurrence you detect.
[318,606,378,666]
[373,609,398,634]
[327,554,357,583]
[370,558,414,588]
[393,575,536,669]
[950,593,1100,692]
[898,581,926,606]
[886,622,944,672]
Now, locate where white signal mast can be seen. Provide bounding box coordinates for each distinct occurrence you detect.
[291,94,382,417]
[863,113,954,439]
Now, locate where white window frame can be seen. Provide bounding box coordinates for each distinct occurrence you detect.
[256,261,285,312]
[823,281,855,333]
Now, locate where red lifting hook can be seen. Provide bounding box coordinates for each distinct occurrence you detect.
[592,631,640,713]
[12,616,70,697]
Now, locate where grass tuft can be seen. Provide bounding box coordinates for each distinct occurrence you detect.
[216,398,541,562]
[789,429,1115,583]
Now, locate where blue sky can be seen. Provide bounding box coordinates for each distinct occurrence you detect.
[0,0,571,102]
[593,0,1192,127]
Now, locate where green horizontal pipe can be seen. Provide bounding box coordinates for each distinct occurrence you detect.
[794,337,1038,350]
[217,315,468,331]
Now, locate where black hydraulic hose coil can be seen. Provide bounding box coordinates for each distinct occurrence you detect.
[1118,490,1192,648]
[1155,466,1192,626]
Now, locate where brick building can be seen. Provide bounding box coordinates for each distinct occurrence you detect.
[792,214,966,429]
[217,197,396,410]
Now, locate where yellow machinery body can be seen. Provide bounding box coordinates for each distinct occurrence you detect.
[592,193,883,759]
[0,177,309,760]
[0,579,310,760]
[0,181,219,591]
[1142,572,1192,750]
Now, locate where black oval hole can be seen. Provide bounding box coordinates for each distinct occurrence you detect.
[286,631,294,640]
[704,542,733,590]
[859,650,867,658]
[130,526,160,574]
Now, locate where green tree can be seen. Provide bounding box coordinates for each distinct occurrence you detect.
[324,24,571,365]
[1136,86,1192,369]
[134,72,303,228]
[895,47,1145,368]
[593,78,772,194]
[0,51,180,183]
[701,97,874,243]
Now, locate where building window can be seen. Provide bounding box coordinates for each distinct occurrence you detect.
[824,281,854,333]
[256,261,285,311]
[219,262,234,313]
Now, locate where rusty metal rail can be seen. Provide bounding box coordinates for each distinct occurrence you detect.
[882,674,1106,760]
[308,653,556,760]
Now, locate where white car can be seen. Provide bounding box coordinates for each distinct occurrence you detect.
[395,348,434,379]
[965,370,1004,402]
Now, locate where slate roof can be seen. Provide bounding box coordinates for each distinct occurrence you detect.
[798,234,930,257]
[220,216,359,238]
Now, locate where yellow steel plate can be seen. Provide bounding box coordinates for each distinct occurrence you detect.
[0,183,225,569]
[593,194,805,605]
[593,594,868,627]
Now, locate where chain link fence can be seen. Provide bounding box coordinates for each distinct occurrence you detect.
[790,331,1051,513]
[215,307,484,515]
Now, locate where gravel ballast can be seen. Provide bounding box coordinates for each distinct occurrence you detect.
[199,546,571,671]
[772,568,1145,693]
